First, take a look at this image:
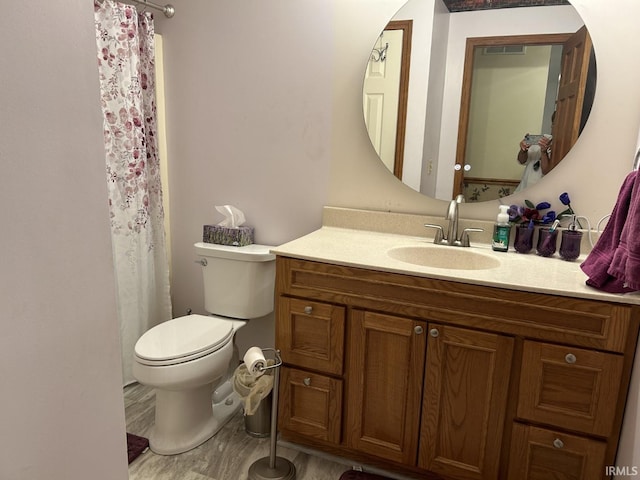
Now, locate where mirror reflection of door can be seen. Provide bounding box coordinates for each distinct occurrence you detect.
[453,28,594,202]
[552,26,593,165]
[363,20,412,180]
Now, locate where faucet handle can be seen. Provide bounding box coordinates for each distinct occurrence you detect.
[459,227,484,247]
[424,224,445,244]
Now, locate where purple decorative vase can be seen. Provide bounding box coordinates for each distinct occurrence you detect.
[536,227,558,257]
[513,224,535,254]
[559,230,583,261]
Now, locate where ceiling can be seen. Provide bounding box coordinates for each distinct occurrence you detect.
[443,0,570,12]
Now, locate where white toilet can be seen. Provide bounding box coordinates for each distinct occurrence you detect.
[133,242,276,455]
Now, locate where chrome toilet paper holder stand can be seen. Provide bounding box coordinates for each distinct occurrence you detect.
[247,348,296,480]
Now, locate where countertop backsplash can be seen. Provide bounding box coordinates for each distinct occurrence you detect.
[322,206,599,255]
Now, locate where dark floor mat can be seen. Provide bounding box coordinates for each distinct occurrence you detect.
[339,471,392,480]
[126,433,149,464]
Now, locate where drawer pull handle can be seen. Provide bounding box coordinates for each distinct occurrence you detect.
[303,377,311,386]
[553,438,564,449]
[565,353,577,364]
[303,306,313,314]
[415,326,424,335]
[430,328,439,338]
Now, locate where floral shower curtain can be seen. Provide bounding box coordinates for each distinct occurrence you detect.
[94,0,172,385]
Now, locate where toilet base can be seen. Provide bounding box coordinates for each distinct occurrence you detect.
[148,381,241,455]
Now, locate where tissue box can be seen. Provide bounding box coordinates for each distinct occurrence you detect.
[203,225,254,247]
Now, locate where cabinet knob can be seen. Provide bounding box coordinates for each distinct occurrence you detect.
[553,438,564,449]
[565,353,577,364]
[303,306,313,314]
[415,326,424,335]
[429,328,439,338]
[303,377,311,386]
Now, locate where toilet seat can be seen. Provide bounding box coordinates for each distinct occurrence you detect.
[135,314,234,366]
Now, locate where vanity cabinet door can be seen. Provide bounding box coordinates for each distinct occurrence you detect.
[507,423,607,480]
[279,367,343,444]
[418,324,514,480]
[346,310,426,465]
[518,341,624,436]
[276,296,345,375]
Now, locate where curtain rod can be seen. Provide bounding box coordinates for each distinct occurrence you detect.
[130,0,175,18]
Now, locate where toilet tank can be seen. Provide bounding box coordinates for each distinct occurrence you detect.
[194,242,276,319]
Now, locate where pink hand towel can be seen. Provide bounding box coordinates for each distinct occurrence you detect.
[580,171,638,293]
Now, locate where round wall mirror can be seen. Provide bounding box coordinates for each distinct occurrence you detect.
[362,0,596,202]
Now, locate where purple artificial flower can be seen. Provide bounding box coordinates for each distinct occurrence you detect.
[508,204,524,222]
[541,211,556,224]
[558,191,583,228]
[510,199,553,224]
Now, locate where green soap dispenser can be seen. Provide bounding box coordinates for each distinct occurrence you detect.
[492,205,511,252]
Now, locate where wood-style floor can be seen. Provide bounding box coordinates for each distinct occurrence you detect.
[124,382,407,480]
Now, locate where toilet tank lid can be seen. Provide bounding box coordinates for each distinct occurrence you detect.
[194,242,275,262]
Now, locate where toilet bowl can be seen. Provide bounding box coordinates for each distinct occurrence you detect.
[133,314,245,455]
[132,242,276,455]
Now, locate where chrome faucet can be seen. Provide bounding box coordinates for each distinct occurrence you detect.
[445,194,463,245]
[424,194,483,247]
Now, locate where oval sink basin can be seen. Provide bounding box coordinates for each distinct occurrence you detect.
[387,245,501,271]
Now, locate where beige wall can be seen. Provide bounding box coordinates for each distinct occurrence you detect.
[0,1,127,479]
[154,0,334,353]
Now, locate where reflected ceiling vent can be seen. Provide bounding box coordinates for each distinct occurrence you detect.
[483,45,526,55]
[443,0,570,13]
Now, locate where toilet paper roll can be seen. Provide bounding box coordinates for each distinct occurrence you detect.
[243,346,267,377]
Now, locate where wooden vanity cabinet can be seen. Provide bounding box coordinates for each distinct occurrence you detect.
[346,310,426,465]
[506,341,625,480]
[276,296,345,444]
[517,341,624,437]
[279,366,343,443]
[508,424,608,480]
[277,296,345,375]
[419,324,514,480]
[274,257,640,480]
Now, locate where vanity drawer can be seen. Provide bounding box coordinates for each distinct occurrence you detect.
[507,423,607,480]
[279,367,343,444]
[276,296,345,375]
[277,257,637,353]
[517,341,624,436]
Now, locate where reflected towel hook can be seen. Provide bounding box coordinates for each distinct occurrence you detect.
[370,32,388,63]
[370,42,389,62]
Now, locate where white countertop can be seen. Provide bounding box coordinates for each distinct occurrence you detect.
[272,226,640,306]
